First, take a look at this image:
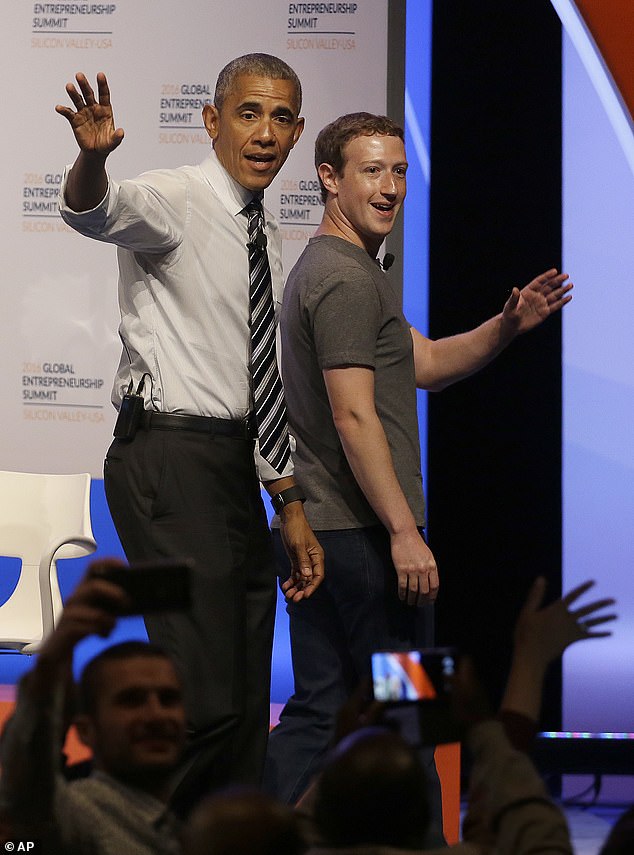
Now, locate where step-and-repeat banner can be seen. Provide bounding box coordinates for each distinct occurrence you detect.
[0,1,387,476]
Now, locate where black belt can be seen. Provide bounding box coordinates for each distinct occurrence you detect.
[141,410,257,440]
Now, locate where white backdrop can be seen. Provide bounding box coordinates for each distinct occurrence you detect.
[1,0,388,475]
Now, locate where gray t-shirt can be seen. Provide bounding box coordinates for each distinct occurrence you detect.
[279,235,425,530]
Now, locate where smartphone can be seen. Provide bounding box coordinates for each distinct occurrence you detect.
[99,559,193,615]
[371,648,461,745]
[371,648,457,703]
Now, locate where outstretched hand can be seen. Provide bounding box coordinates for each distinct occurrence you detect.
[513,576,616,669]
[55,72,124,156]
[502,268,573,337]
[500,577,616,725]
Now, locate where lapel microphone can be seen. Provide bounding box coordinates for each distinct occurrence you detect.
[382,253,395,271]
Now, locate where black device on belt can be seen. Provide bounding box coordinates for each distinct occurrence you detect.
[113,393,145,440]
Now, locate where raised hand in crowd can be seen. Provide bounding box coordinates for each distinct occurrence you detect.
[501,576,617,722]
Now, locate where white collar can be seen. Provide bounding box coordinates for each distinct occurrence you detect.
[199,147,260,218]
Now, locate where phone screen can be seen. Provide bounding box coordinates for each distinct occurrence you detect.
[371,648,461,745]
[371,649,456,703]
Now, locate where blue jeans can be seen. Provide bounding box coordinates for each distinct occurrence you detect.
[264,526,445,846]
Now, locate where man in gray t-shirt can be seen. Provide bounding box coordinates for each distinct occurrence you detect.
[264,113,573,816]
[281,233,425,532]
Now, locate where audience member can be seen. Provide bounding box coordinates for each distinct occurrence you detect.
[599,804,634,855]
[183,788,306,855]
[0,559,185,855]
[301,577,616,855]
[313,727,430,850]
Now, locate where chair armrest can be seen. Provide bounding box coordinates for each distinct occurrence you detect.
[37,535,99,642]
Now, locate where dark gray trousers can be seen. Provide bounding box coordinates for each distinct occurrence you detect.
[104,426,276,817]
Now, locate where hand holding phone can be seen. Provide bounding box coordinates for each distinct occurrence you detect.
[371,648,462,745]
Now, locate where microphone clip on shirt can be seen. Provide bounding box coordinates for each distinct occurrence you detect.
[381,252,395,271]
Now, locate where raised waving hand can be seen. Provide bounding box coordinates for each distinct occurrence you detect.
[56,71,124,156]
[501,268,573,336]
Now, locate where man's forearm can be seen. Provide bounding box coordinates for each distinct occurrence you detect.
[263,475,297,499]
[499,650,547,723]
[64,150,109,212]
[413,313,514,391]
[0,664,67,826]
[334,409,418,536]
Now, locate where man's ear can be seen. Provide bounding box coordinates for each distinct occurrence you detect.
[291,116,305,147]
[74,714,97,750]
[318,162,338,197]
[202,104,220,141]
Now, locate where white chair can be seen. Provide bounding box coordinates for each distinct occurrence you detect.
[0,471,97,654]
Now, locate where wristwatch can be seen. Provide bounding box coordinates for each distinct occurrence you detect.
[270,485,306,514]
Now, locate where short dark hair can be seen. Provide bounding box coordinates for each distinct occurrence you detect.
[599,804,634,855]
[185,787,306,855]
[313,728,430,849]
[314,112,405,202]
[78,641,175,715]
[214,53,302,113]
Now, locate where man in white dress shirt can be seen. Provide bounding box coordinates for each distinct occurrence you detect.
[56,53,323,817]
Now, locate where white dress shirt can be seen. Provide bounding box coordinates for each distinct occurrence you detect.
[59,148,291,481]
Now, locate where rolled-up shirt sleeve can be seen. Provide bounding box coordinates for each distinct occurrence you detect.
[59,165,186,254]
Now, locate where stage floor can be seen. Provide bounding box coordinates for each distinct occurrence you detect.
[566,806,621,855]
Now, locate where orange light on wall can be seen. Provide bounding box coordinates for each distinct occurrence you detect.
[574,0,634,121]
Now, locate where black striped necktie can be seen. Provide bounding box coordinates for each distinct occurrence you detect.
[244,198,291,473]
